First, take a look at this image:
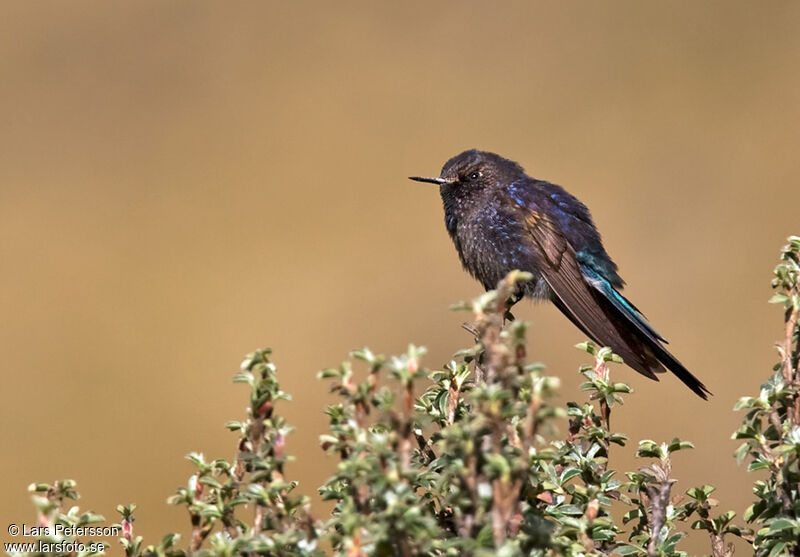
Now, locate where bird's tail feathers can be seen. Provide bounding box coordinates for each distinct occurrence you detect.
[585,274,712,400]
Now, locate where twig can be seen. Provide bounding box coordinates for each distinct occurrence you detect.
[642,461,674,557]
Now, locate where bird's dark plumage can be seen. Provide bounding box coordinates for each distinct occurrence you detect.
[410,149,711,399]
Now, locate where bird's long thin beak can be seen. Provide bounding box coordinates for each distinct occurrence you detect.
[409,176,448,185]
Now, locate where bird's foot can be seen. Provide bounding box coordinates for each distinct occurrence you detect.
[503,291,523,323]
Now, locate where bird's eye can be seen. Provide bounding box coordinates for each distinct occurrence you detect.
[468,171,480,180]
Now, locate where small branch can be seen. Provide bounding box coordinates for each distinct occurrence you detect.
[709,534,735,557]
[643,462,674,557]
[253,504,264,533]
[781,307,799,387]
[599,398,612,437]
[491,477,522,546]
[414,429,436,465]
[595,356,612,459]
[189,514,212,553]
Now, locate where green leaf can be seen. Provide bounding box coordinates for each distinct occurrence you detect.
[768,293,789,305]
[556,504,585,516]
[616,545,645,555]
[667,438,694,453]
[768,542,787,556]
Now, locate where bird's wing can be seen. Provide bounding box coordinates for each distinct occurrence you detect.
[508,178,624,287]
[521,210,663,379]
[521,208,711,399]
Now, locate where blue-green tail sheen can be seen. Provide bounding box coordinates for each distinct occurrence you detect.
[580,264,711,399]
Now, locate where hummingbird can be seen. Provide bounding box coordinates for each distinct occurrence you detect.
[410,149,710,399]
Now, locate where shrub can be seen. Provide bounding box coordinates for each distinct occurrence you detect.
[10,236,800,556]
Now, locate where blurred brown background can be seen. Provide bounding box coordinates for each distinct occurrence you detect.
[2,1,799,553]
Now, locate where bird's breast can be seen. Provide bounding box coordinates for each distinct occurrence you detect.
[450,206,544,293]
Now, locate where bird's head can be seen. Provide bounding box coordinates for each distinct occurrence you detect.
[409,150,526,194]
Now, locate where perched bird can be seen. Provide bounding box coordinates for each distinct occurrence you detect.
[410,150,710,399]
